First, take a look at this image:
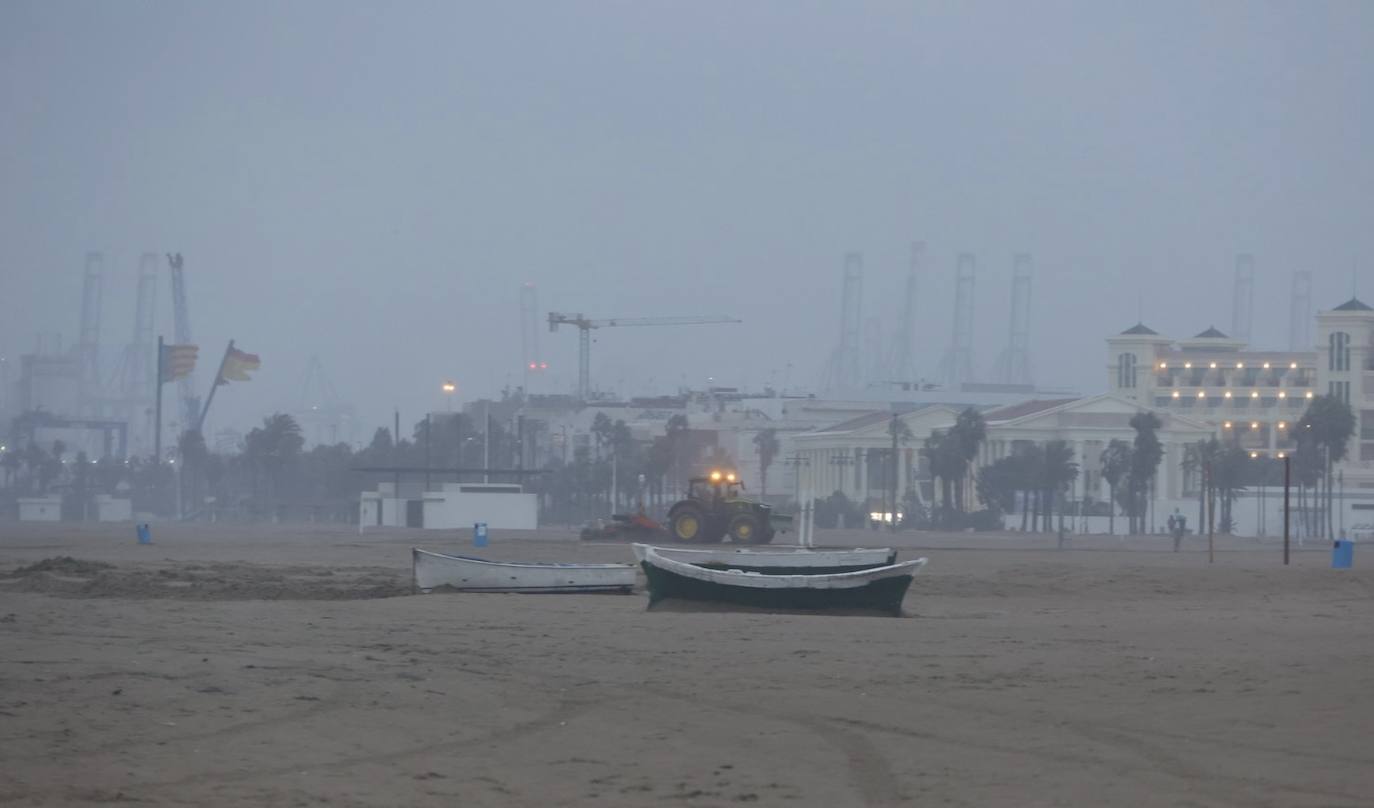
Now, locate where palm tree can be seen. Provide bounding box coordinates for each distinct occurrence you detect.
[591,412,614,461]
[1129,412,1163,534]
[1210,442,1249,533]
[975,455,1019,515]
[1181,439,1218,538]
[921,428,961,526]
[753,428,780,498]
[1292,428,1323,537]
[245,414,304,514]
[1299,395,1356,539]
[949,408,987,513]
[1099,440,1132,536]
[1040,440,1079,533]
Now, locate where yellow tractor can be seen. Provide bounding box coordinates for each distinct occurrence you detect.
[665,470,785,544]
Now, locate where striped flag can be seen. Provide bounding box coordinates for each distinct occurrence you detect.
[160,344,198,382]
[218,347,261,383]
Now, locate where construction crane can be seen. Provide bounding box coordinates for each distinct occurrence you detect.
[166,253,201,431]
[547,313,742,401]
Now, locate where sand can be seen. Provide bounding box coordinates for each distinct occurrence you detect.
[1,522,1372,807]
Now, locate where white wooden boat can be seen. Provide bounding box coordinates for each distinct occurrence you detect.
[639,547,927,616]
[631,543,896,575]
[412,548,636,594]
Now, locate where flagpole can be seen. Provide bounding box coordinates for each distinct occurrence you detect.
[155,335,164,463]
[197,339,234,435]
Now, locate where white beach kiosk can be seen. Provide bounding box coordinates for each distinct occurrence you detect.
[360,481,537,530]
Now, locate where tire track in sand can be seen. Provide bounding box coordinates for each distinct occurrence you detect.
[641,687,904,807]
[109,695,603,793]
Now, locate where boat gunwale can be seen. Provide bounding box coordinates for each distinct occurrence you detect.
[630,543,896,566]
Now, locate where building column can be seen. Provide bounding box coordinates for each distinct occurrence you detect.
[1072,441,1082,501]
[1156,444,1170,503]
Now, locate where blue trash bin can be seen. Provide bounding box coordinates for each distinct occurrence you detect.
[1332,539,1353,569]
[136,524,152,545]
[473,522,488,548]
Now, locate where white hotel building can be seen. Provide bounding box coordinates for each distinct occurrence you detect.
[791,297,1374,533]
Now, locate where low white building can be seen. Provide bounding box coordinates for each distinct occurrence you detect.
[360,482,537,530]
[93,495,132,522]
[18,497,61,522]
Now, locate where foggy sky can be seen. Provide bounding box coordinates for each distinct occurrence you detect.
[3,1,1372,440]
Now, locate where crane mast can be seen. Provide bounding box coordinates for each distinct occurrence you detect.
[547,313,741,401]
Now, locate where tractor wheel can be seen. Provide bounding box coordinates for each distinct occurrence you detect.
[670,507,707,543]
[728,515,763,544]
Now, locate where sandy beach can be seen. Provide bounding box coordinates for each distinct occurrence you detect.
[2,522,1372,807]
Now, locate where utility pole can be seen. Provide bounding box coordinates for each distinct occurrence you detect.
[154,336,164,463]
[1283,454,1291,566]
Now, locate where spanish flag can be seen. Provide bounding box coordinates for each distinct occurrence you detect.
[219,347,261,383]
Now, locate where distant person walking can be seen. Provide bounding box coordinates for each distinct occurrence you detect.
[1169,509,1187,552]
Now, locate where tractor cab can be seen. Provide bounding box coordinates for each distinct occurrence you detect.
[688,470,745,503]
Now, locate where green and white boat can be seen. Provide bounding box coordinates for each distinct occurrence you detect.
[639,546,926,616]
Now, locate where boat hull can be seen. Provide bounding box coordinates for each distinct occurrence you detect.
[413,548,636,594]
[638,550,925,616]
[641,562,913,615]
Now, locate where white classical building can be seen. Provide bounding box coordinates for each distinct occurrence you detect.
[791,396,1213,525]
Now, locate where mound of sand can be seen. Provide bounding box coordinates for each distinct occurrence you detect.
[2,557,408,601]
[8,556,114,576]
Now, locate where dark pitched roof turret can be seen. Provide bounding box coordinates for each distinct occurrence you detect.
[1193,326,1229,338]
[1120,322,1158,335]
[1332,297,1373,312]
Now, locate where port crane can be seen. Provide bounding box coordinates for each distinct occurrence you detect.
[547,313,741,401]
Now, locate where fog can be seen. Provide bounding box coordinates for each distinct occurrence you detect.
[3,1,1371,437]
